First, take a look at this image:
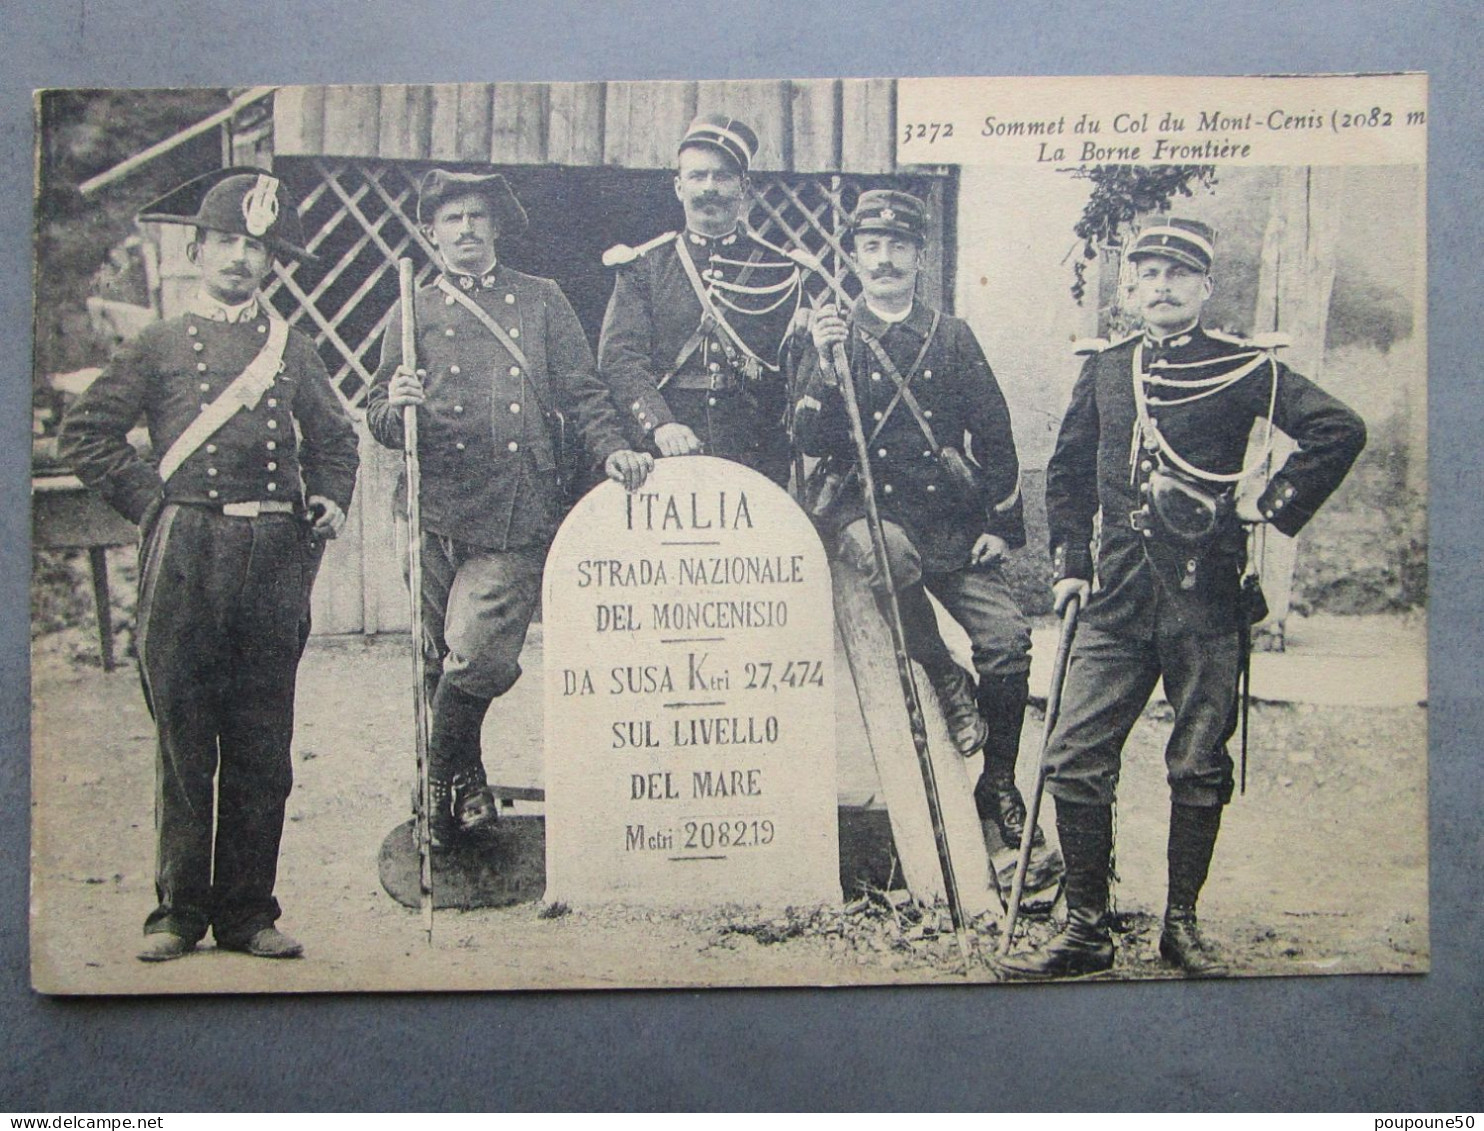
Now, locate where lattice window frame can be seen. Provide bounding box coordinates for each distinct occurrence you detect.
[263,159,952,414]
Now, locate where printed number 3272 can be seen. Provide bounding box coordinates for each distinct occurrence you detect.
[903,122,954,145]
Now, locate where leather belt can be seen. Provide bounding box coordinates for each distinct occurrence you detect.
[664,368,744,393]
[221,501,297,517]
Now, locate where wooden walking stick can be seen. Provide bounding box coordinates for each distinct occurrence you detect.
[824,334,974,965]
[998,592,1081,956]
[399,257,435,944]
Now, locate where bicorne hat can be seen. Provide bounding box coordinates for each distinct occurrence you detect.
[137,167,314,263]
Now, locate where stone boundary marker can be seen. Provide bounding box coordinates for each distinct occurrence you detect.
[543,457,840,910]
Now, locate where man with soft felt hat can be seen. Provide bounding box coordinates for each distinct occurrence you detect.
[598,113,808,488]
[61,167,360,962]
[1000,216,1367,980]
[366,168,652,849]
[794,188,1048,875]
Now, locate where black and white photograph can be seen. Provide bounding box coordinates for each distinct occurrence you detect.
[29,73,1427,994]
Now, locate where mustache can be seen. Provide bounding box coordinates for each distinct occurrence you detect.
[869,267,906,280]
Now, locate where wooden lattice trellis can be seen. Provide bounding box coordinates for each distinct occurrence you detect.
[261,160,947,412]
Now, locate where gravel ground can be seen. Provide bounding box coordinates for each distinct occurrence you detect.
[29,627,1428,994]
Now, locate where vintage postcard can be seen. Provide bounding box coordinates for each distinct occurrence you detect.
[30,73,1427,993]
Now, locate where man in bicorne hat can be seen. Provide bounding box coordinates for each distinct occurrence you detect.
[61,168,360,962]
[598,113,807,488]
[795,190,1049,869]
[1001,218,1366,980]
[366,169,652,848]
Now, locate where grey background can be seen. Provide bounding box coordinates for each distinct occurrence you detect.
[3,0,1479,1112]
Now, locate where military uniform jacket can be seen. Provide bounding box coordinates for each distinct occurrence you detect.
[366,265,629,551]
[597,228,803,443]
[1046,325,1366,638]
[794,298,1026,575]
[60,302,359,524]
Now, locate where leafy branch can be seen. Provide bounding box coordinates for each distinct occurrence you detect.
[1066,165,1218,304]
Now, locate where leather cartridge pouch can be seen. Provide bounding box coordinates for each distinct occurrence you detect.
[936,444,985,506]
[803,458,848,523]
[1147,466,1233,545]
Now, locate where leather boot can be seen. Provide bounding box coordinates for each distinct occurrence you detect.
[972,673,1042,850]
[1159,803,1227,976]
[923,661,988,755]
[999,798,1114,979]
[427,778,459,851]
[1159,908,1228,977]
[452,763,499,836]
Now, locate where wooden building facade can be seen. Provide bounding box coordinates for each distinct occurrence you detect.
[199,80,957,635]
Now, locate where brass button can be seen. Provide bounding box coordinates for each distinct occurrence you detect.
[266,441,277,451]
[507,441,519,452]
[504,294,515,305]
[445,295,456,306]
[510,403,520,414]
[187,325,198,336]
[267,482,277,492]
[199,383,210,392]
[877,448,887,458]
[450,365,461,375]
[445,328,456,337]
[208,489,219,499]
[509,327,520,339]
[456,442,466,451]
[197,363,208,373]
[267,462,277,471]
[207,468,218,477]
[193,342,204,352]
[206,444,217,454]
[883,484,894,495]
[509,366,520,377]
[453,405,464,414]
[267,420,278,429]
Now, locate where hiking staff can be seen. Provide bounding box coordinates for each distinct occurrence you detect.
[399,256,434,944]
[998,592,1081,956]
[823,336,973,963]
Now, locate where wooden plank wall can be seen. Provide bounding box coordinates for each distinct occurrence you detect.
[275,79,897,172]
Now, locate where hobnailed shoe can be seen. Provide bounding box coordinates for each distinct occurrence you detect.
[428,777,460,851]
[137,933,195,963]
[218,927,304,959]
[998,909,1114,980]
[975,773,1045,852]
[925,663,989,755]
[1159,909,1229,978]
[452,769,499,835]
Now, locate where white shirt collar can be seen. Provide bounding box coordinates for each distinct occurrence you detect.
[188,290,260,324]
[864,299,913,325]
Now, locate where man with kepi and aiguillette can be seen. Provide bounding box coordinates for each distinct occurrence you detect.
[62,169,360,962]
[1002,219,1366,979]
[598,114,806,488]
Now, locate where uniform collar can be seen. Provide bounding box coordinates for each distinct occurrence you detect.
[443,258,501,291]
[851,295,935,340]
[1142,321,1205,355]
[187,290,261,324]
[685,226,741,249]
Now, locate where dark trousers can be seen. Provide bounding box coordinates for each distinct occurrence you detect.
[1044,623,1239,808]
[835,518,1032,679]
[415,534,544,701]
[135,505,316,944]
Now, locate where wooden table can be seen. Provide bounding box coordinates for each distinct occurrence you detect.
[32,474,138,670]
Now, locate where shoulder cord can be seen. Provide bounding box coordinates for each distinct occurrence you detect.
[1131,341,1280,485]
